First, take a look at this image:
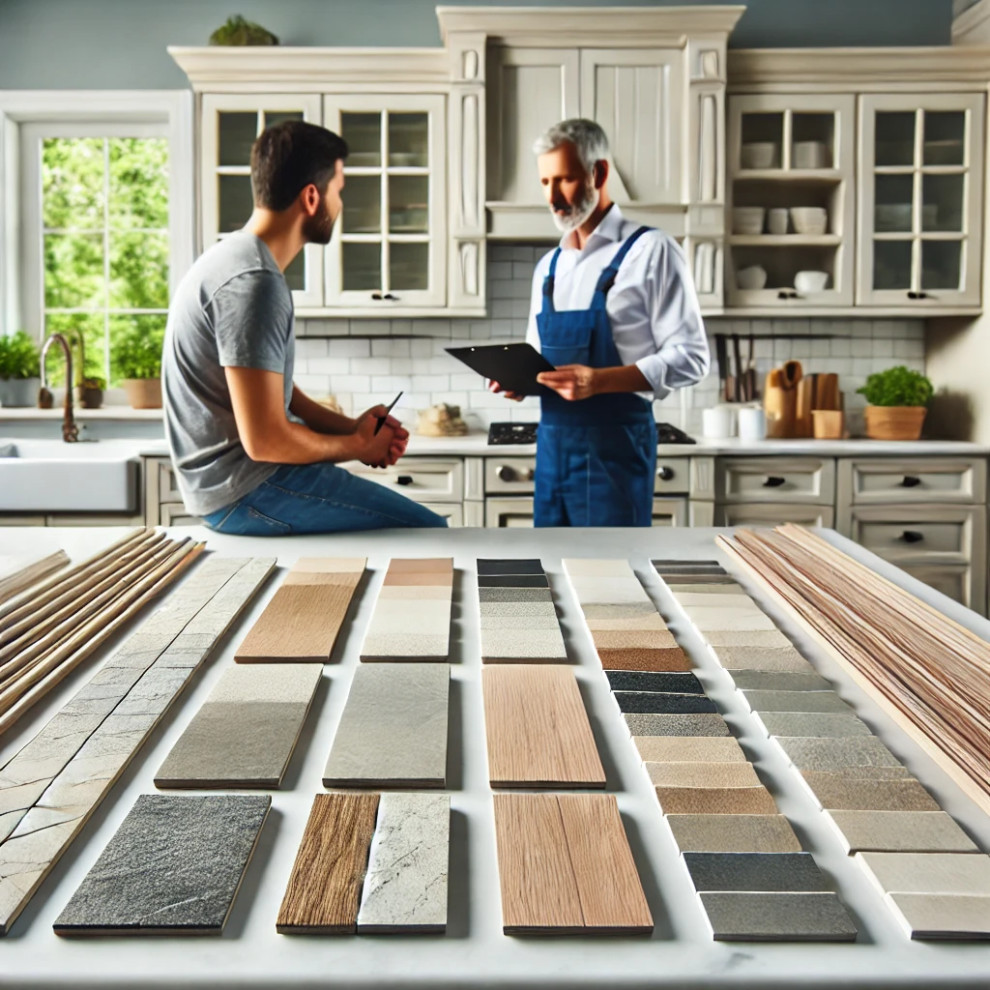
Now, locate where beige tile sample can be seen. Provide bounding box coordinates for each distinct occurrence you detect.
[667,814,802,853]
[855,851,990,896]
[886,892,990,939]
[645,762,761,788]
[826,811,980,854]
[654,786,778,815]
[633,736,748,764]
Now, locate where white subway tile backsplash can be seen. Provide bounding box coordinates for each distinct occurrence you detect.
[309,358,355,375]
[372,339,411,358]
[327,339,371,358]
[333,375,372,392]
[371,375,414,392]
[296,338,330,358]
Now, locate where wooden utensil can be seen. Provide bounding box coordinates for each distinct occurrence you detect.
[795,376,813,437]
[715,334,728,402]
[731,334,743,402]
[763,365,796,438]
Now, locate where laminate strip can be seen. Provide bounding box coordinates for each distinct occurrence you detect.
[323,664,448,788]
[493,793,652,935]
[482,665,604,788]
[277,792,380,934]
[236,557,366,663]
[154,664,322,788]
[0,550,69,605]
[53,794,270,935]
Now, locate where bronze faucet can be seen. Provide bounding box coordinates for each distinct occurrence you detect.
[39,333,79,443]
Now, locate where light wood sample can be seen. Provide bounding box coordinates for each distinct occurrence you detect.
[493,793,652,935]
[0,550,69,605]
[482,665,605,788]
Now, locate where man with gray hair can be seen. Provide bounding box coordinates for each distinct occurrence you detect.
[490,118,709,526]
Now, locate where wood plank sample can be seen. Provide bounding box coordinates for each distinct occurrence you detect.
[356,793,449,933]
[154,664,322,788]
[699,892,857,942]
[323,664,448,788]
[236,557,365,663]
[825,811,980,854]
[53,794,270,935]
[277,793,380,934]
[493,793,652,935]
[482,665,604,788]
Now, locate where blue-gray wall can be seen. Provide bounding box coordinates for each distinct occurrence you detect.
[0,0,956,90]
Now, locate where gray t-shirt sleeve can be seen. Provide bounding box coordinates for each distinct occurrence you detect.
[211,269,293,373]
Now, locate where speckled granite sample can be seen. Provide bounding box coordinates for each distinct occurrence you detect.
[756,712,874,739]
[683,852,829,893]
[614,692,717,715]
[478,588,553,603]
[605,670,703,694]
[477,559,544,575]
[597,648,692,672]
[654,786,777,815]
[478,574,549,588]
[623,713,730,737]
[53,794,270,935]
[632,736,748,764]
[826,811,980,854]
[775,736,902,771]
[699,891,857,941]
[645,762,761,788]
[666,815,802,853]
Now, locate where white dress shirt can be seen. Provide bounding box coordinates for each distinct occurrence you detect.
[526,205,710,400]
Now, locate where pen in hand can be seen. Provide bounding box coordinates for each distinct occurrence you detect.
[373,390,403,435]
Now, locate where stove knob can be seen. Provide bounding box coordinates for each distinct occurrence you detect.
[496,464,516,482]
[657,465,675,482]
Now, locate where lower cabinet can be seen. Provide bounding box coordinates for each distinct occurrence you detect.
[715,502,836,528]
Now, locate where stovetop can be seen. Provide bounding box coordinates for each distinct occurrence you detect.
[486,422,696,445]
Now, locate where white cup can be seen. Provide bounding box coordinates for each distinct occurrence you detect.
[737,405,767,441]
[702,405,736,439]
[767,207,789,235]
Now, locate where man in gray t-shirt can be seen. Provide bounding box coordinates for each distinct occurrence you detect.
[162,120,445,535]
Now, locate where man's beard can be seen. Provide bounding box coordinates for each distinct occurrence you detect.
[551,178,599,233]
[303,199,335,244]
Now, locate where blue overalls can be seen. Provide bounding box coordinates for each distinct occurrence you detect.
[535,225,657,527]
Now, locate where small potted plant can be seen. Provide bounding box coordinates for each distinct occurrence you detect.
[857,365,934,441]
[79,372,106,410]
[115,327,163,409]
[0,331,42,407]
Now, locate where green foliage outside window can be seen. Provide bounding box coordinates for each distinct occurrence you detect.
[0,331,41,380]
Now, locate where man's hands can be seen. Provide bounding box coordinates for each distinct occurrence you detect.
[536,364,597,401]
[488,379,524,402]
[352,405,408,469]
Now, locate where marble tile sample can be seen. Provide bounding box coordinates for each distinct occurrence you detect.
[698,892,857,941]
[53,794,270,935]
[667,814,802,853]
[477,558,545,575]
[277,793,380,934]
[478,588,554,603]
[683,852,830,893]
[623,713,731,737]
[826,811,980,854]
[605,670,703,694]
[356,793,449,933]
[236,557,365,663]
[493,793,652,934]
[483,665,604,788]
[886,892,990,939]
[712,647,815,673]
[756,712,873,739]
[654,786,777,815]
[645,762,761,788]
[323,664,448,788]
[154,664,322,788]
[730,670,833,692]
[0,556,275,937]
[740,690,854,715]
[613,691,717,715]
[632,735,748,765]
[854,851,990,896]
[596,647,692,672]
[803,775,940,812]
[774,736,902,771]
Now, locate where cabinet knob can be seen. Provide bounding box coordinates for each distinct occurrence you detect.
[777,290,798,300]
[396,474,414,486]
[496,464,516,482]
[900,475,922,488]
[907,291,931,300]
[371,291,400,302]
[657,465,675,482]
[762,475,786,488]
[899,530,924,543]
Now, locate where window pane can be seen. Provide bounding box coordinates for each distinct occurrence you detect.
[341,112,381,167]
[219,174,254,233]
[389,175,428,232]
[42,137,104,230]
[342,175,381,234]
[44,233,104,308]
[46,312,107,385]
[284,252,304,293]
[389,242,429,291]
[109,313,166,385]
[924,111,965,166]
[874,174,914,232]
[923,174,964,232]
[263,110,304,129]
[388,113,429,168]
[875,112,916,167]
[108,138,169,230]
[342,242,381,291]
[922,240,962,290]
[110,231,169,309]
[218,112,258,167]
[874,240,913,290]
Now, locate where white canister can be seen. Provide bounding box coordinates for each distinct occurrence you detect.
[702,405,736,439]
[737,405,767,441]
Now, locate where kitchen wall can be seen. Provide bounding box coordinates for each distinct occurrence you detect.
[294,244,925,438]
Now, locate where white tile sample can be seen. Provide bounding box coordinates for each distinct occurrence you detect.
[826,811,981,854]
[855,852,990,896]
[886,892,990,939]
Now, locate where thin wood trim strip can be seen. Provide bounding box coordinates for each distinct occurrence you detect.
[0,550,70,605]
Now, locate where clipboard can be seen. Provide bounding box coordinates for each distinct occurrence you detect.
[445,343,556,396]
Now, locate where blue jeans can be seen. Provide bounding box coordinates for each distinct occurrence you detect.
[201,462,448,535]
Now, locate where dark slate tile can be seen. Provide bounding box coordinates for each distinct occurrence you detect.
[652,559,725,568]
[683,853,830,893]
[53,794,270,935]
[699,891,858,941]
[731,670,833,692]
[477,574,550,588]
[614,692,717,715]
[478,587,554,603]
[477,559,545,576]
[605,670,704,694]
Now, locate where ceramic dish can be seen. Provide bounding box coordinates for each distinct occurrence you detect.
[794,270,829,293]
[740,142,777,169]
[790,207,828,235]
[736,265,768,290]
[732,207,766,235]
[793,141,829,169]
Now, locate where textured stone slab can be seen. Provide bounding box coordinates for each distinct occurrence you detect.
[855,851,990,896]
[685,609,778,632]
[605,670,703,694]
[479,601,557,618]
[633,736,748,765]
[667,814,802,853]
[803,774,940,812]
[683,853,830,893]
[731,670,833,692]
[826,811,980,854]
[886,892,990,939]
[646,762,761,788]
[655,786,777,816]
[590,629,679,650]
[705,630,793,648]
[356,793,449,933]
[676,593,755,607]
[585,614,670,631]
[712,646,815,673]
[580,603,658,619]
[477,558,545,575]
[666,583,744,593]
[361,633,450,660]
[623,713,730,737]
[478,574,549,588]
[53,794,270,935]
[478,588,553,603]
[775,736,902,771]
[480,615,562,631]
[324,664,448,788]
[614,692,717,715]
[699,892,857,941]
[481,627,568,662]
[741,690,854,715]
[757,712,874,739]
[597,647,692,672]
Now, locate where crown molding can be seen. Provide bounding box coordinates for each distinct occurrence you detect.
[954,0,990,44]
[167,47,450,91]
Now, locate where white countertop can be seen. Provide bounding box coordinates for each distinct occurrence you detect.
[2,525,990,989]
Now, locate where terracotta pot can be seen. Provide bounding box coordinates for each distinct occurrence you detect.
[79,386,104,409]
[122,377,162,409]
[864,405,926,441]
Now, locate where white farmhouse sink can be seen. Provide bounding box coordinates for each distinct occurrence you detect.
[0,439,141,512]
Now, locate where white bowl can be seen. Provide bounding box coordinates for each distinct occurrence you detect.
[793,140,829,169]
[740,142,777,169]
[732,206,766,235]
[794,270,829,294]
[736,265,768,290]
[790,206,828,235]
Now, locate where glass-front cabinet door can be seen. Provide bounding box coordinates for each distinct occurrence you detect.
[200,94,324,308]
[324,94,446,310]
[859,93,984,308]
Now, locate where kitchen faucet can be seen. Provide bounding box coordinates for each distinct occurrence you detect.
[39,333,79,443]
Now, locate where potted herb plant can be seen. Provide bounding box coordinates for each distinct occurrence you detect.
[79,372,106,410]
[115,327,163,409]
[0,331,42,407]
[857,365,934,441]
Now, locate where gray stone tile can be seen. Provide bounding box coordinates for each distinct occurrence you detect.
[478,574,549,588]
[614,692,717,715]
[667,814,802,853]
[478,587,553,603]
[683,852,830,892]
[757,712,873,738]
[826,811,980,854]
[731,670,833,692]
[699,891,857,941]
[605,670,704,694]
[855,851,990,896]
[741,690,854,715]
[53,794,270,935]
[803,774,940,812]
[712,646,815,672]
[477,558,544,575]
[623,713,730,737]
[479,601,558,618]
[886,892,990,939]
[775,736,902,771]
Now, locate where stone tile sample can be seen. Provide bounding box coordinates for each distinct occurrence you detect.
[483,665,604,788]
[236,557,365,663]
[477,558,545,575]
[605,670,703,694]
[623,713,730,737]
[741,690,854,715]
[478,588,554,603]
[667,814,802,853]
[581,603,658,619]
[481,628,568,663]
[591,629,679,650]
[730,670,833,692]
[356,793,449,933]
[683,609,778,632]
[479,601,557,618]
[645,762,761,788]
[855,851,990,896]
[775,736,902,771]
[361,633,450,658]
[154,664,322,788]
[699,891,857,941]
[675,593,755,607]
[0,556,274,937]
[493,793,652,935]
[826,811,980,854]
[757,712,874,739]
[324,664,448,788]
[683,852,830,893]
[480,615,562,631]
[614,691,717,715]
[705,630,793,648]
[712,647,815,673]
[597,647,692,672]
[586,614,670,631]
[665,583,744,593]
[632,735,748,764]
[655,786,777,815]
[803,775,940,812]
[478,574,549,588]
[565,559,637,576]
[53,794,270,935]
[277,793,379,935]
[886,892,990,939]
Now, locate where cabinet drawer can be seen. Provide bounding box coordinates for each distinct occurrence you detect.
[840,457,986,505]
[160,503,202,527]
[898,563,976,612]
[156,459,183,502]
[848,505,984,560]
[716,458,835,504]
[715,502,835,528]
[348,458,464,502]
[485,457,536,495]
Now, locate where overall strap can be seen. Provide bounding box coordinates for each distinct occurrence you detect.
[593,225,652,298]
[541,247,563,315]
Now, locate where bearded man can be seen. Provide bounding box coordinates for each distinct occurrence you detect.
[489,118,710,527]
[162,120,445,534]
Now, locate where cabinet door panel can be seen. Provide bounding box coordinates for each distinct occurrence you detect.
[715,502,835,528]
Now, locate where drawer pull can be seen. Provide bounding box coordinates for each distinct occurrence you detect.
[657,465,675,482]
[396,475,414,486]
[496,464,516,482]
[900,476,922,488]
[900,530,924,544]
[763,476,786,488]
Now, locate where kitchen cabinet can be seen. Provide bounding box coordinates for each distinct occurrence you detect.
[144,456,199,528]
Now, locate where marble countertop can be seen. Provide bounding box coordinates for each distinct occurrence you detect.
[2,525,990,988]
